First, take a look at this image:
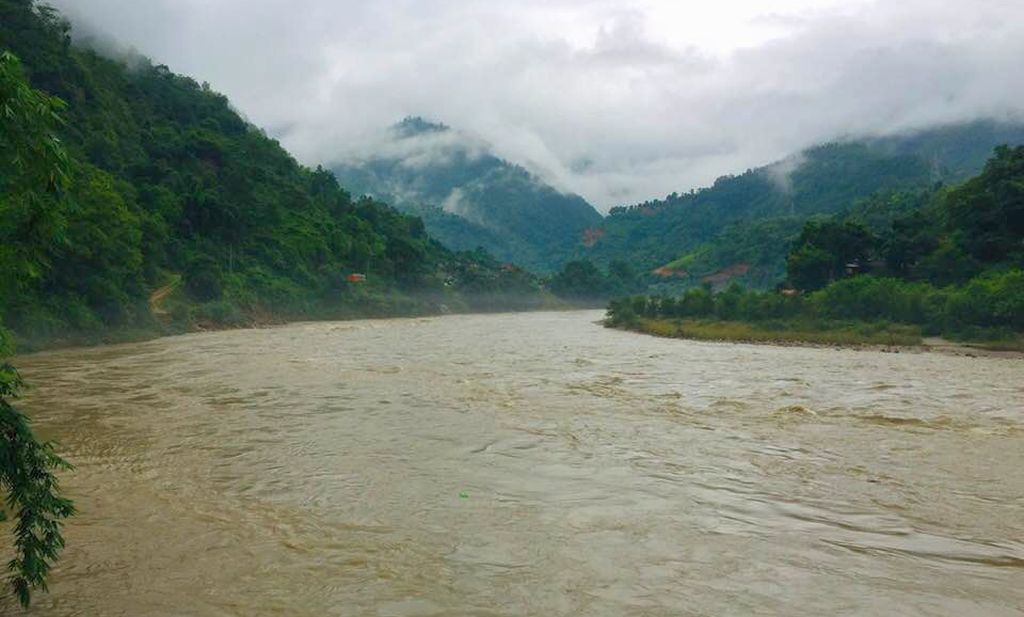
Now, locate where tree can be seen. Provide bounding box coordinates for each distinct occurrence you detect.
[0,363,75,607]
[786,245,834,291]
[881,209,940,276]
[548,259,610,300]
[607,259,643,295]
[0,49,70,306]
[786,220,875,290]
[944,145,1024,264]
[0,49,75,608]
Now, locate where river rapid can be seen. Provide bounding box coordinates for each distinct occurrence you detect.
[10,310,1024,616]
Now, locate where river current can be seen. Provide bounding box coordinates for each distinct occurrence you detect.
[10,310,1024,616]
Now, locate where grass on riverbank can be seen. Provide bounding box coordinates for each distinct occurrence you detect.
[944,332,1024,352]
[618,317,924,347]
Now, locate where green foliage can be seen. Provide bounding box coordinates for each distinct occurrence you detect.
[588,124,1024,288]
[912,238,983,286]
[776,145,1024,297]
[608,284,798,328]
[881,208,941,276]
[0,49,70,304]
[439,249,550,312]
[0,50,69,193]
[0,365,75,608]
[608,268,1024,344]
[656,216,805,290]
[623,317,921,347]
[610,142,1024,341]
[0,327,11,357]
[786,245,834,291]
[807,276,945,326]
[0,2,547,347]
[843,189,932,233]
[944,145,1024,264]
[945,269,1024,331]
[548,259,644,302]
[785,220,874,289]
[0,41,74,608]
[183,255,224,302]
[548,260,607,300]
[332,118,602,272]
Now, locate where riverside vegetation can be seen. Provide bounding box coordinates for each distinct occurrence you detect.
[583,122,1024,289]
[0,44,75,608]
[0,0,565,354]
[606,146,1024,350]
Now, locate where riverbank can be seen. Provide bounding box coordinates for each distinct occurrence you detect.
[10,290,599,354]
[608,317,1024,358]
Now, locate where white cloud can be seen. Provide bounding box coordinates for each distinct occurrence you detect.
[54,0,1024,211]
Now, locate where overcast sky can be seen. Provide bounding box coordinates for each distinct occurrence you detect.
[54,0,1024,211]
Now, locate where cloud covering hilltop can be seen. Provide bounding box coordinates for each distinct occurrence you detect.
[55,0,1024,211]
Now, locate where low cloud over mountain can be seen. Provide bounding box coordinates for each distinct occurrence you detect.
[56,0,1024,210]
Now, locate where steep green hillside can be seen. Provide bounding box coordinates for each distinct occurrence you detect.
[0,1,545,348]
[608,146,1024,347]
[332,118,602,272]
[587,122,1024,290]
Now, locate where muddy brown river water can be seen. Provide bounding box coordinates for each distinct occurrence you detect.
[8,310,1024,616]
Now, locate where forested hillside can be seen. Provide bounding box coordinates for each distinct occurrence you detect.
[585,122,1024,290]
[608,146,1024,347]
[332,118,602,272]
[0,1,546,349]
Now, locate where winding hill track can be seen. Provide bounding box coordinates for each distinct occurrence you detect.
[148,275,181,316]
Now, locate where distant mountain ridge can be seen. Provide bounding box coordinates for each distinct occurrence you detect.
[582,119,1024,289]
[332,117,602,272]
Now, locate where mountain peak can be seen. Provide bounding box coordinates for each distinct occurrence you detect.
[333,118,601,271]
[392,116,450,139]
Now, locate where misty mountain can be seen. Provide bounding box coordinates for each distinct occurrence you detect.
[331,118,602,272]
[0,1,555,348]
[583,120,1024,289]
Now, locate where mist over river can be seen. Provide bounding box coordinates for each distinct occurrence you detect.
[11,310,1024,616]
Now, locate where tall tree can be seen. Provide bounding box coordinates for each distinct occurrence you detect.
[0,49,75,608]
[786,220,875,290]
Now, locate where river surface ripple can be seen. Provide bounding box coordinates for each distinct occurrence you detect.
[9,310,1024,616]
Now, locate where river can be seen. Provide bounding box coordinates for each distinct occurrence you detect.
[9,310,1024,616]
